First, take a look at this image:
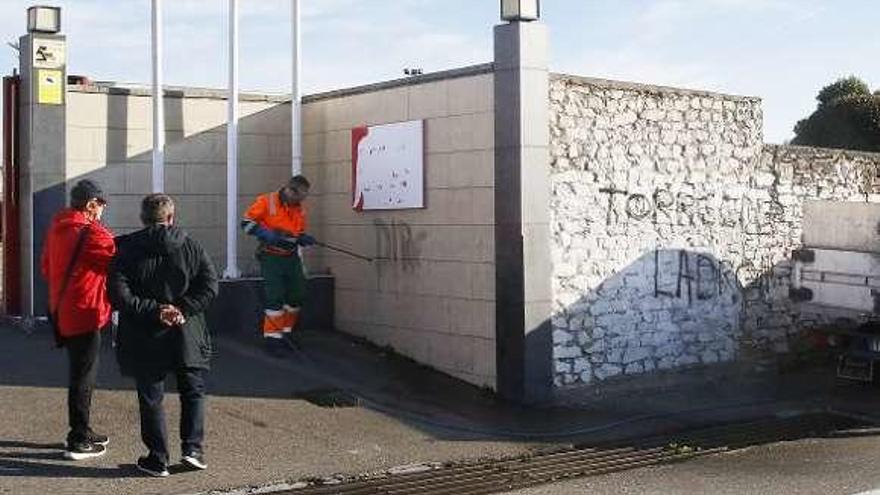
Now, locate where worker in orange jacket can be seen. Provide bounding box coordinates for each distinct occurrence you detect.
[241,175,316,356]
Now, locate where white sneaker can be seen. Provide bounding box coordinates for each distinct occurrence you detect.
[64,441,106,461]
[181,452,207,470]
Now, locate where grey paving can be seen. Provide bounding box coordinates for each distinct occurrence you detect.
[0,326,545,495]
[3,321,880,495]
[501,433,880,495]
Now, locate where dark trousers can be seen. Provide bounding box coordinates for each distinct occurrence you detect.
[135,368,206,465]
[64,331,101,444]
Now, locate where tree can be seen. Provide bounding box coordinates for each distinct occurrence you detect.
[792,76,880,152]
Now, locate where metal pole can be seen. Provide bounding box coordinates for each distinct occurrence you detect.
[291,0,302,176]
[2,76,22,314]
[223,0,240,278]
[151,0,164,192]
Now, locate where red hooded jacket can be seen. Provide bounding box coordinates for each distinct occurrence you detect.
[40,209,116,337]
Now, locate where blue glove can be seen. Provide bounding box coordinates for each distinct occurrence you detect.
[253,225,281,245]
[276,236,299,251]
[297,233,317,247]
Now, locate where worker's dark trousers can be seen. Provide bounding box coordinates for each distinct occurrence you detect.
[136,368,206,466]
[64,331,101,445]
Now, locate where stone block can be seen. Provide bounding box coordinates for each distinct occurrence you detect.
[552,329,573,344]
[345,88,409,127]
[238,101,282,130]
[302,129,350,164]
[426,113,493,154]
[443,299,495,339]
[267,135,292,163]
[68,92,107,128]
[302,100,331,135]
[182,98,227,136]
[424,262,475,299]
[556,361,572,374]
[573,357,590,373]
[390,326,431,366]
[166,131,225,164]
[554,345,582,359]
[66,127,103,162]
[174,195,225,228]
[407,80,449,120]
[163,165,186,194]
[447,74,494,115]
[239,134,271,165]
[239,165,290,195]
[124,163,151,194]
[469,262,495,300]
[472,337,497,379]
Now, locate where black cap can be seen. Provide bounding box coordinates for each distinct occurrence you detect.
[70,179,106,206]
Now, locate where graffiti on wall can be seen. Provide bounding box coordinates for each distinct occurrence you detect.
[599,187,784,234]
[373,219,425,271]
[653,250,737,303]
[652,249,791,305]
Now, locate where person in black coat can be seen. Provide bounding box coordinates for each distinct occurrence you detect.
[109,193,218,478]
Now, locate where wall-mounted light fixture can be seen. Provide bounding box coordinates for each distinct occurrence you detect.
[501,0,540,22]
[27,5,61,34]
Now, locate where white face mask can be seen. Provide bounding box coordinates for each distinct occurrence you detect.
[86,199,106,222]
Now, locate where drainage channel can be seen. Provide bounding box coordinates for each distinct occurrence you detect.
[276,412,870,495]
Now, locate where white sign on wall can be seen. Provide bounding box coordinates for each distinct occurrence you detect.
[32,38,65,69]
[351,120,424,211]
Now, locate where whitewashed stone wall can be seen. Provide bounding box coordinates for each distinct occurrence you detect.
[549,74,880,388]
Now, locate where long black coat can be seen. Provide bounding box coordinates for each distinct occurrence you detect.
[109,225,219,376]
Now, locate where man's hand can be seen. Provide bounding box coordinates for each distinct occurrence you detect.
[297,233,317,247]
[256,228,281,245]
[159,304,186,327]
[276,236,300,251]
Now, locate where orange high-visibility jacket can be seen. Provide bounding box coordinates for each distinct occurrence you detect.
[243,191,307,254]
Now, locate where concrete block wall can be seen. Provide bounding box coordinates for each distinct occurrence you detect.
[301,65,497,388]
[548,73,880,389]
[65,86,292,274]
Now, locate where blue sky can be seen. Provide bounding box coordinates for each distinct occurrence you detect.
[1,0,878,143]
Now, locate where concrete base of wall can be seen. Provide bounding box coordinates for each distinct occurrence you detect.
[207,275,335,341]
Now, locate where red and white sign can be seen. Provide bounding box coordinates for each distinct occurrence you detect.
[351,120,424,211]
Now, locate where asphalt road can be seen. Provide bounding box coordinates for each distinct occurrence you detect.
[503,432,880,495]
[0,325,545,495]
[6,320,880,495]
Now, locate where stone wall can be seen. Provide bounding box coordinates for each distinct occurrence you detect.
[548,73,880,388]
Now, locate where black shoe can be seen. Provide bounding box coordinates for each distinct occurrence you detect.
[264,338,291,358]
[137,455,170,478]
[86,429,109,446]
[64,441,106,461]
[181,451,207,470]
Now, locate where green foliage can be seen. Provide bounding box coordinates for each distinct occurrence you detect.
[793,76,880,152]
[816,76,871,107]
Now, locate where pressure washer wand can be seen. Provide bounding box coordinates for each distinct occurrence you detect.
[314,241,374,263]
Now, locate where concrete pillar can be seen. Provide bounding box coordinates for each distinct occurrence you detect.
[493,21,552,402]
[18,33,67,315]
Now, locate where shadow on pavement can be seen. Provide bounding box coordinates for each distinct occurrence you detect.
[0,458,135,479]
[4,320,880,447]
[0,323,577,443]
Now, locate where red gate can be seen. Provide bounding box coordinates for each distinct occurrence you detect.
[3,75,21,315]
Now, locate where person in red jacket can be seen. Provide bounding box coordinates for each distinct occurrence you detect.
[40,179,116,460]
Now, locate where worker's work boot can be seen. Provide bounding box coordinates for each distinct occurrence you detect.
[263,337,291,358]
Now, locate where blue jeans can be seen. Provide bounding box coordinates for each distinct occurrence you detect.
[135,367,206,465]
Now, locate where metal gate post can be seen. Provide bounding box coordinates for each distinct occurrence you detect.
[2,75,21,315]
